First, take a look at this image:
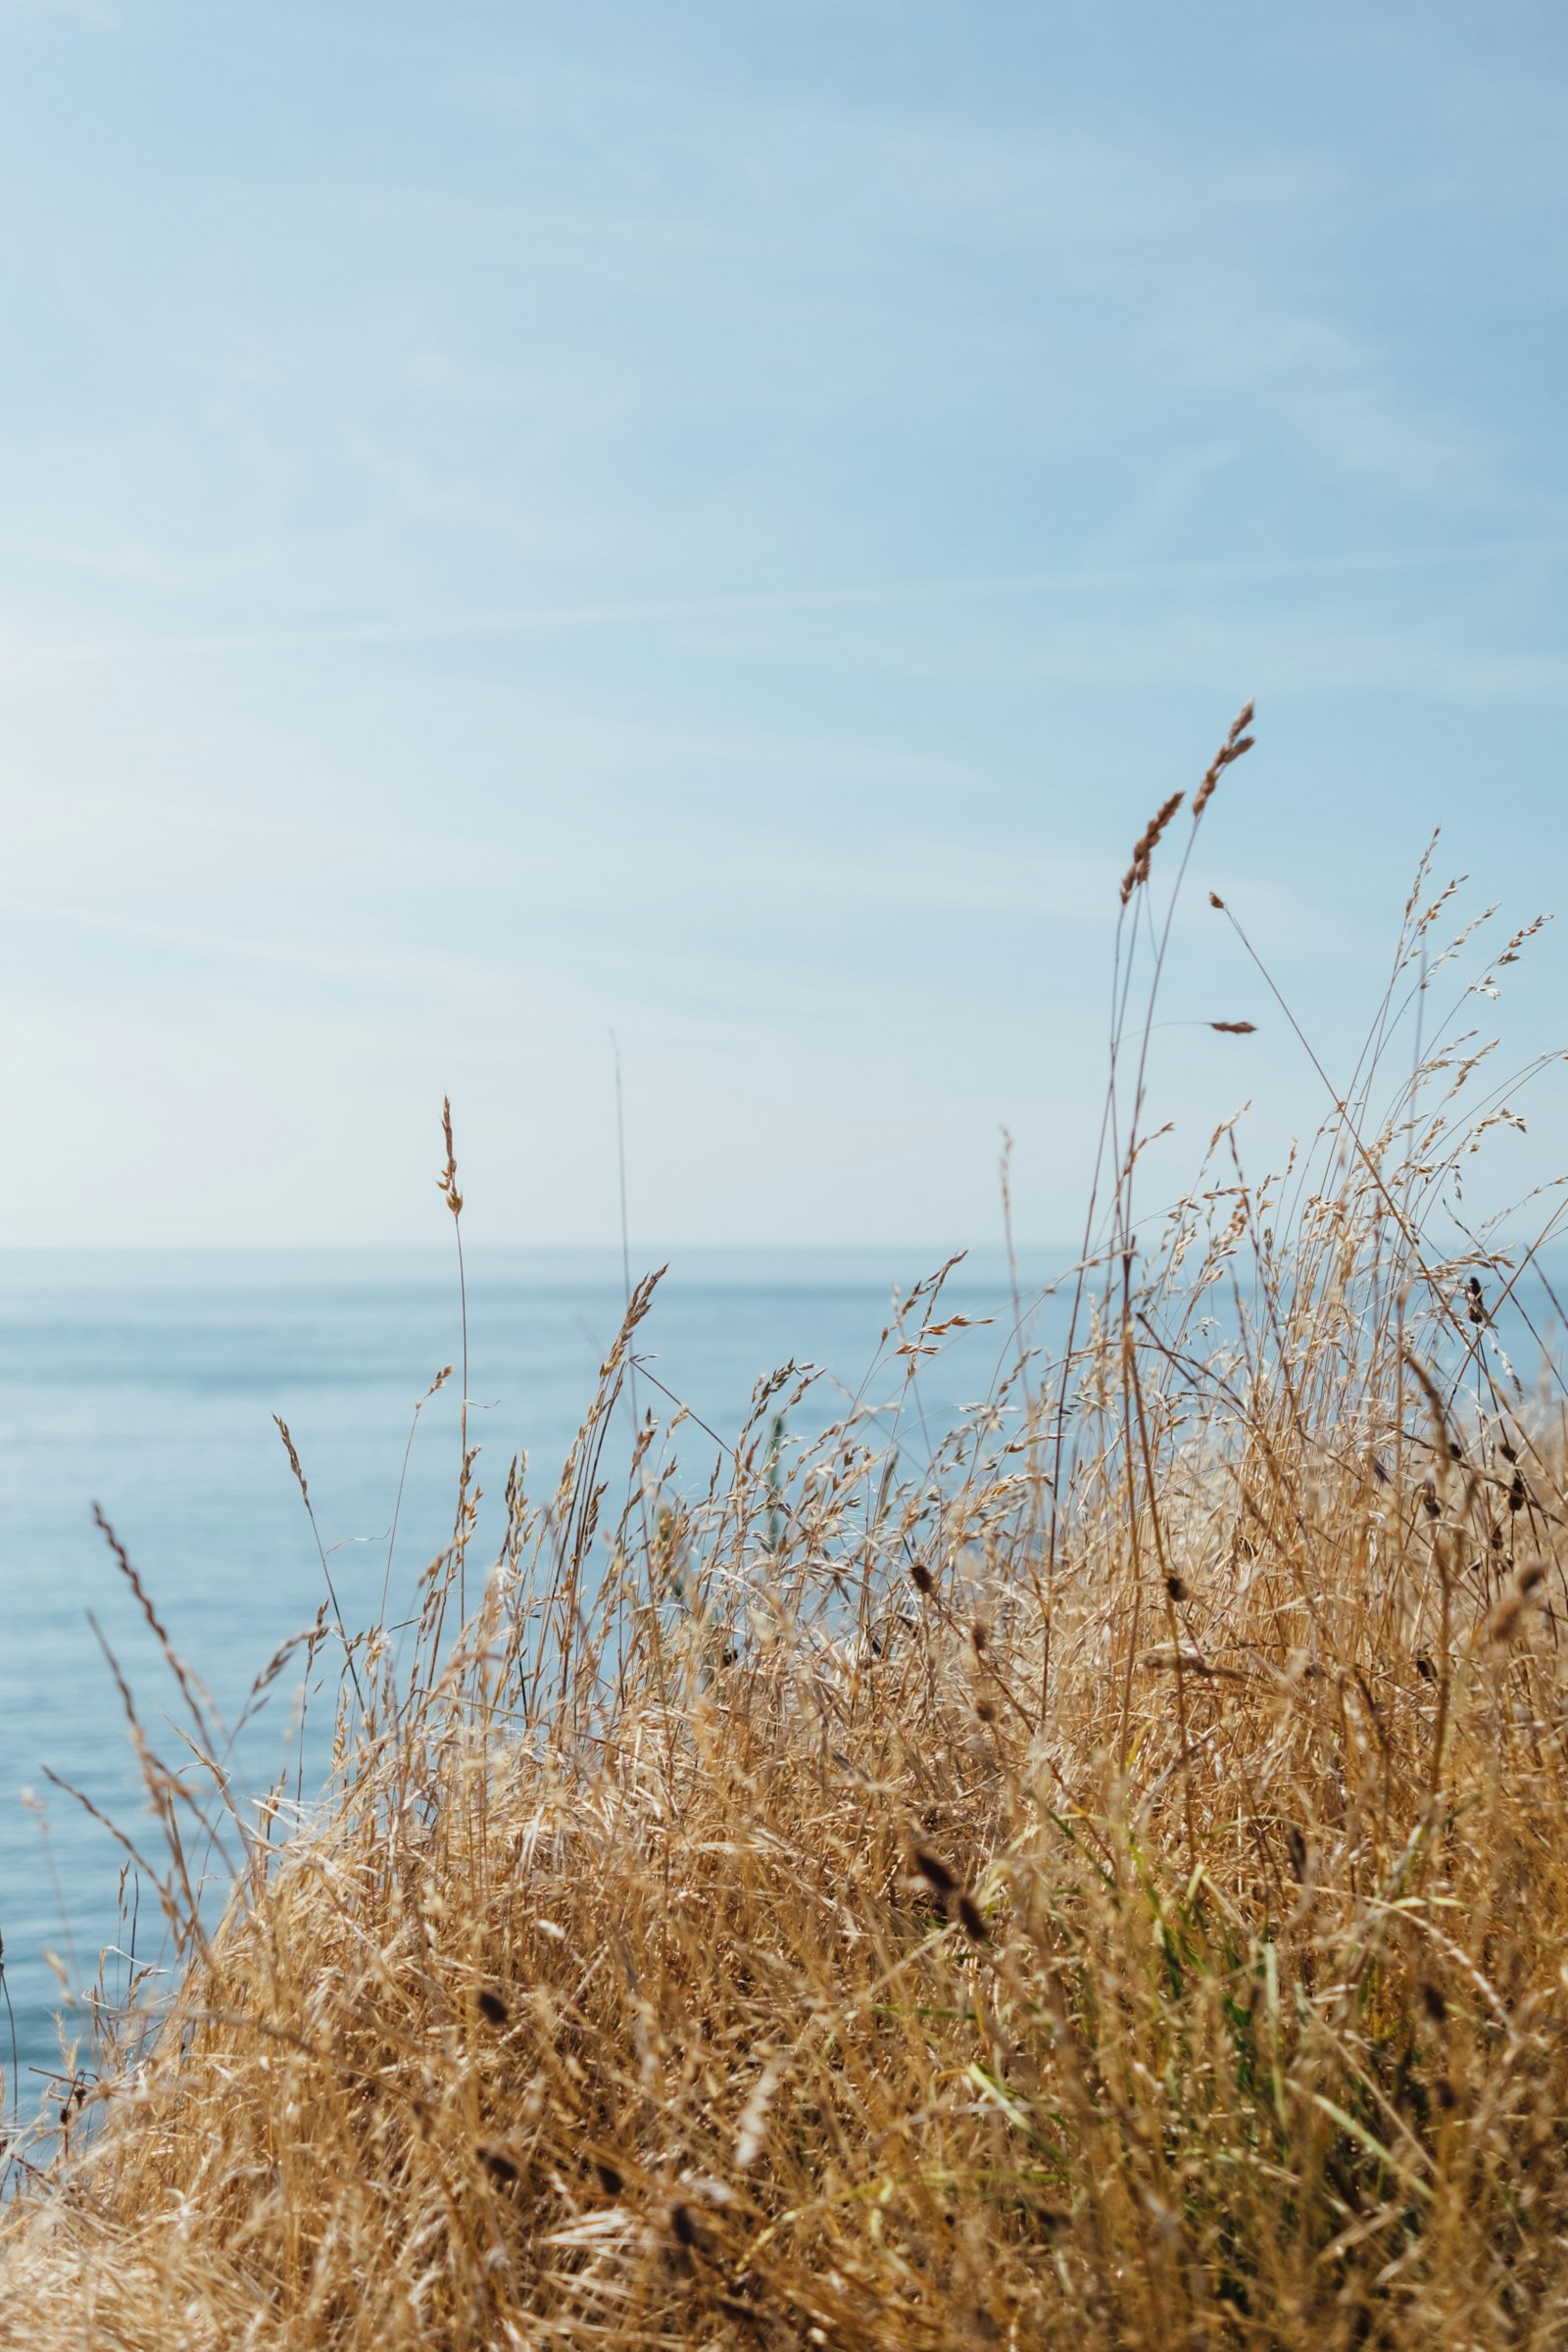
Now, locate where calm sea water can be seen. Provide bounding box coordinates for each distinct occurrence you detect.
[0,1246,1055,2107]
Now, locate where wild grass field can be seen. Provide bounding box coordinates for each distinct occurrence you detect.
[6,710,1568,2349]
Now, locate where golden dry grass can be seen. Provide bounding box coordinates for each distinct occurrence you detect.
[5,713,1568,2348]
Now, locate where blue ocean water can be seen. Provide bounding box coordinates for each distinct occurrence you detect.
[0,1246,1054,2109]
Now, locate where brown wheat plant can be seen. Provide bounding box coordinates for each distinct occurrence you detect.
[5,711,1568,2350]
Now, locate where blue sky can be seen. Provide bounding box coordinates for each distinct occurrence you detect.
[1,0,1565,1250]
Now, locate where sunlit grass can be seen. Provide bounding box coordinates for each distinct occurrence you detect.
[5,710,1568,2348]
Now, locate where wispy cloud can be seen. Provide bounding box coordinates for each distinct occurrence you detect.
[1164,311,1518,514]
[8,538,1561,671]
[0,895,503,999]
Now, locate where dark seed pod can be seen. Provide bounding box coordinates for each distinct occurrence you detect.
[1165,1575,1187,1601]
[594,2158,623,2196]
[478,2144,519,2184]
[912,1848,958,1895]
[909,1560,935,1595]
[476,1987,508,2027]
[1420,1980,1448,2025]
[956,1893,988,1942]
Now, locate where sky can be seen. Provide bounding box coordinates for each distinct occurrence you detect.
[0,0,1565,1252]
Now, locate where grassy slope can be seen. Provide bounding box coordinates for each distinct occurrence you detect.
[6,717,1568,2349]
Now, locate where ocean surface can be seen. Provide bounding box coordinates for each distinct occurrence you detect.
[0,1246,1058,2112]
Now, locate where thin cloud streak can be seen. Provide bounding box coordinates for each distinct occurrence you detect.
[0,895,502,997]
[16,538,1565,668]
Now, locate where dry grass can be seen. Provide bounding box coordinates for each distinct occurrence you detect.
[6,713,1568,2348]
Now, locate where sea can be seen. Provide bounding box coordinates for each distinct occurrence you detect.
[0,1245,1058,2113]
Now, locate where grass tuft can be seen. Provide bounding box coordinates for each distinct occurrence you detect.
[6,713,1568,2347]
